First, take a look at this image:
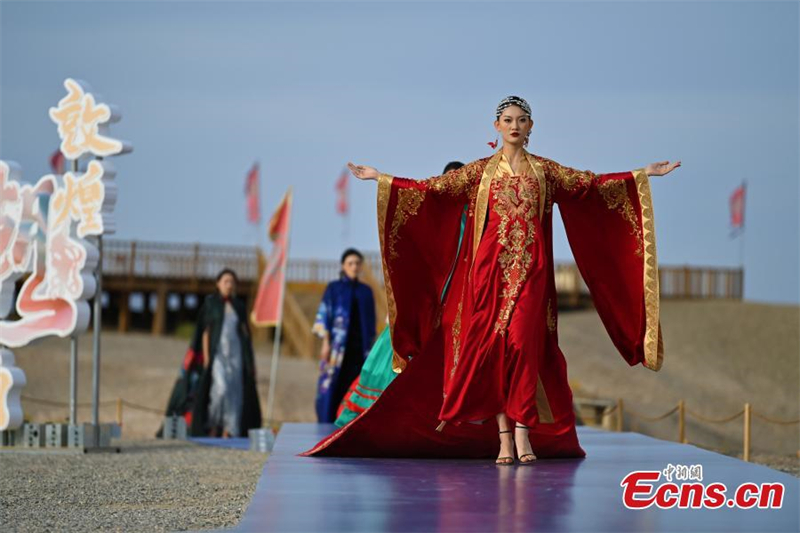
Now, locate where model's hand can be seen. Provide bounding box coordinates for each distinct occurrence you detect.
[645,160,681,177]
[320,338,332,362]
[348,162,379,181]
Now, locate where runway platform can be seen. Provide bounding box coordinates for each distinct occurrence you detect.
[236,423,799,532]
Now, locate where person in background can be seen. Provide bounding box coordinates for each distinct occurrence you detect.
[313,248,376,423]
[189,268,262,437]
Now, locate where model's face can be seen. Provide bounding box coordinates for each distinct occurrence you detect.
[494,106,532,147]
[217,273,236,298]
[342,255,362,280]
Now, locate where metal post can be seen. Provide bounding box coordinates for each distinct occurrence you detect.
[743,403,751,462]
[69,339,78,425]
[678,400,686,443]
[265,323,282,426]
[91,234,103,443]
[69,158,79,426]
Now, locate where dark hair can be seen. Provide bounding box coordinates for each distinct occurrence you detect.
[340,248,364,265]
[216,268,239,284]
[443,161,464,173]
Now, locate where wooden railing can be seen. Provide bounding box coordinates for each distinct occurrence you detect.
[104,239,384,284]
[103,240,744,300]
[104,240,262,281]
[659,266,744,299]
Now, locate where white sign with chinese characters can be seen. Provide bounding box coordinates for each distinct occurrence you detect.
[0,78,130,431]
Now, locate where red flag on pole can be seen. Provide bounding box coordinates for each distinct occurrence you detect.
[50,148,65,174]
[730,182,746,234]
[335,167,349,215]
[251,189,292,326]
[245,162,261,224]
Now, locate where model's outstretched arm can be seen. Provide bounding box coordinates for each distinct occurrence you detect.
[542,156,682,204]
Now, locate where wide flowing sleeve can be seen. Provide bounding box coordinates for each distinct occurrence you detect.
[377,160,485,372]
[542,157,663,371]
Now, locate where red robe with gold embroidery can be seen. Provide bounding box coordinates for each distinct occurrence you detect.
[303,149,663,459]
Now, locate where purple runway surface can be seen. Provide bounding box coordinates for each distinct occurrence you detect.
[236,423,798,532]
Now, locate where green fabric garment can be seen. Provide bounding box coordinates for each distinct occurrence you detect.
[334,206,468,428]
[334,326,394,427]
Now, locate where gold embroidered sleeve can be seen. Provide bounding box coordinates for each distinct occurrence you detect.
[425,163,474,198]
[388,187,426,260]
[543,158,596,193]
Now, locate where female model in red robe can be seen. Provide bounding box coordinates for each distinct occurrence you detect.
[303,96,680,464]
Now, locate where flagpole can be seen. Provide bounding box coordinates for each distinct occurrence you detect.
[265,189,292,427]
[739,180,746,297]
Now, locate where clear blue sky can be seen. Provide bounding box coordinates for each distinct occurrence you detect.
[1,1,797,304]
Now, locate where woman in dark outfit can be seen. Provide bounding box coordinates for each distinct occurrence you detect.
[188,268,262,437]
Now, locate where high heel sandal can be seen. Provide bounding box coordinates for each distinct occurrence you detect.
[515,424,537,465]
[496,430,514,466]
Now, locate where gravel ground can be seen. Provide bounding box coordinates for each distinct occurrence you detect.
[0,440,266,533]
[739,453,800,478]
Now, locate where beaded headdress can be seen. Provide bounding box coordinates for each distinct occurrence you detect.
[495,95,531,119]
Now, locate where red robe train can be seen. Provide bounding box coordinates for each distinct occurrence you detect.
[302,149,663,459]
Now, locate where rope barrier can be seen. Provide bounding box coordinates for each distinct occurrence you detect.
[752,411,800,425]
[22,395,800,425]
[21,395,162,415]
[625,405,679,422]
[600,400,799,464]
[21,395,117,408]
[121,400,163,415]
[614,402,796,426]
[685,407,744,424]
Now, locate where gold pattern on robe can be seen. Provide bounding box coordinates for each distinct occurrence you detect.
[474,151,545,261]
[473,153,502,260]
[428,162,475,197]
[389,188,426,260]
[541,157,596,192]
[491,154,540,335]
[633,168,663,371]
[598,180,644,257]
[546,298,556,333]
[377,173,404,373]
[544,179,555,214]
[449,299,463,380]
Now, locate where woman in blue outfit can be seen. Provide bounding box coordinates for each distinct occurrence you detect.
[313,248,376,423]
